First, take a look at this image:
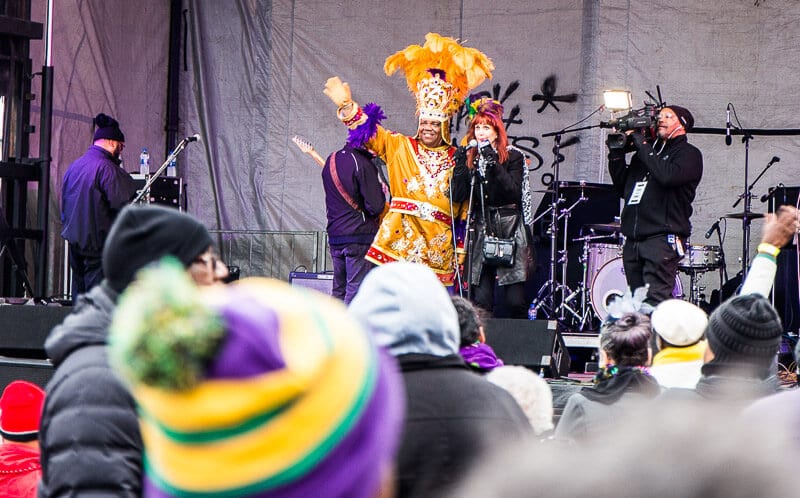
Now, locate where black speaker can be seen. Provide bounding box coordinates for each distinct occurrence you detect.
[149,176,184,209]
[483,318,570,378]
[0,305,68,391]
[775,248,799,332]
[0,305,72,358]
[0,357,53,391]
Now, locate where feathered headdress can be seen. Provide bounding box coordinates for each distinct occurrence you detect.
[465,93,504,120]
[384,33,494,122]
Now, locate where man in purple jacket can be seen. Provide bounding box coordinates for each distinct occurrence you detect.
[61,113,137,302]
[322,144,386,303]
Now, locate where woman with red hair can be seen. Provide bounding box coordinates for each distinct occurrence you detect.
[451,97,530,318]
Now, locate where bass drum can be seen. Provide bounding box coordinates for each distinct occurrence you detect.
[590,257,683,322]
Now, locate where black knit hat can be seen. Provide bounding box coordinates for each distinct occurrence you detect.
[93,113,125,142]
[666,105,694,132]
[705,294,782,368]
[102,205,214,292]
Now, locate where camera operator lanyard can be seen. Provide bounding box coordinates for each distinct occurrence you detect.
[628,174,648,205]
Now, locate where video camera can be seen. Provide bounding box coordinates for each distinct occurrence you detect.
[601,103,660,149]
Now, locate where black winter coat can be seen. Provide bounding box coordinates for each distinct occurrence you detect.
[395,354,532,498]
[608,133,702,240]
[451,147,530,285]
[38,282,143,497]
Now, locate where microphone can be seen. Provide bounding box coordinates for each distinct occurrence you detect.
[186,133,201,143]
[704,219,721,239]
[767,155,780,166]
[725,106,731,146]
[465,139,479,150]
[760,187,776,203]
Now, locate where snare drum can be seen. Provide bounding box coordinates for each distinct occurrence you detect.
[590,257,683,322]
[679,244,722,270]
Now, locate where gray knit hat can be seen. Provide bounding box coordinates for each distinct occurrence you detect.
[706,294,782,367]
[102,205,213,293]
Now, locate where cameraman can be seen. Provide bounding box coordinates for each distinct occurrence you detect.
[607,105,703,306]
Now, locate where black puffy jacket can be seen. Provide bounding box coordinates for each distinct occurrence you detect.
[38,282,142,497]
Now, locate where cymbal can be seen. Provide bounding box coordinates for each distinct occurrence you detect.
[573,233,618,242]
[557,181,610,190]
[584,222,621,233]
[724,212,765,220]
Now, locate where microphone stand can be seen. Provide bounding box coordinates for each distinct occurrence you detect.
[461,165,479,300]
[730,131,768,280]
[133,137,193,204]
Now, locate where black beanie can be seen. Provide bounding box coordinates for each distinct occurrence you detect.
[102,205,214,292]
[666,105,694,132]
[93,113,125,142]
[705,294,782,369]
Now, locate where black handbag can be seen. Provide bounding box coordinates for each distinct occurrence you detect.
[482,234,515,267]
[481,203,518,267]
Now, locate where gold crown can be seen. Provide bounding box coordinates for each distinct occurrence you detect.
[416,73,458,121]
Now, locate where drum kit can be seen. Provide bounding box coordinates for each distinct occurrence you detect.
[579,231,722,326]
[531,181,724,330]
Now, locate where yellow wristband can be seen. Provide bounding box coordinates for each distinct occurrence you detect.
[757,242,780,257]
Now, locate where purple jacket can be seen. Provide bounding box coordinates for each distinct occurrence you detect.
[61,145,137,255]
[322,145,385,246]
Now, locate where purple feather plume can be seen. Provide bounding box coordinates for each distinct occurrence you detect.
[347,103,386,148]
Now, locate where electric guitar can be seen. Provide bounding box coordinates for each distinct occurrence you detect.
[291,135,325,168]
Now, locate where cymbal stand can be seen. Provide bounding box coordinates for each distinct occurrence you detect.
[571,233,603,330]
[730,130,760,280]
[530,133,566,320]
[534,123,601,322]
[554,187,588,323]
[734,152,779,281]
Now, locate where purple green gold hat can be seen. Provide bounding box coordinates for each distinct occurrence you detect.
[109,259,404,498]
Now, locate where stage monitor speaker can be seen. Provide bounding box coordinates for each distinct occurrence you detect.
[0,357,53,391]
[483,318,570,378]
[289,271,334,295]
[149,176,184,209]
[775,248,799,332]
[0,305,72,358]
[131,175,185,210]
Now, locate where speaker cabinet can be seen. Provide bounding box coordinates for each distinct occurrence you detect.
[0,305,71,358]
[288,271,334,295]
[775,248,799,332]
[0,358,53,391]
[483,318,570,378]
[0,305,70,391]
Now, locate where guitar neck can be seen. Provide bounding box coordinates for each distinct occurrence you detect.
[307,149,325,168]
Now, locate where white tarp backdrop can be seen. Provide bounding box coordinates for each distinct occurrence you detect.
[30,0,800,294]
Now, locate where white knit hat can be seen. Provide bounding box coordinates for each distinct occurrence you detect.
[651,299,708,347]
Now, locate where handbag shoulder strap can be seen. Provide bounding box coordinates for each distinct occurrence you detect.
[329,152,362,212]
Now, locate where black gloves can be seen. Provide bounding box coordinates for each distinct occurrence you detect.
[479,142,499,166]
[453,145,468,169]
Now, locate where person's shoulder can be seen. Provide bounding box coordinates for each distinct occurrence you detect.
[506,146,525,159]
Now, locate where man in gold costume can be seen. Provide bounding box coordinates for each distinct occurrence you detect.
[324,33,493,286]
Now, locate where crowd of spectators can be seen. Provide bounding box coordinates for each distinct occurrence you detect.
[10,204,800,497]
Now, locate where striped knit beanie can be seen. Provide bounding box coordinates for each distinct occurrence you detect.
[108,258,404,498]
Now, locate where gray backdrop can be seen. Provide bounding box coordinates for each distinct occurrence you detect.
[29,0,800,295]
